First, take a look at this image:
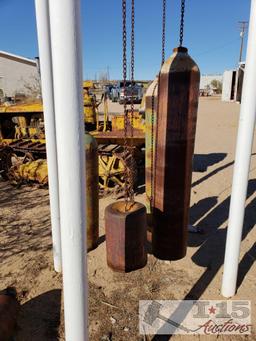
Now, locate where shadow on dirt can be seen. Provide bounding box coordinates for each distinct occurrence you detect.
[193,153,226,173]
[17,289,61,341]
[151,179,256,340]
[137,153,228,196]
[0,180,51,263]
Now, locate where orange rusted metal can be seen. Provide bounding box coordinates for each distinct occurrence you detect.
[0,287,20,341]
[152,47,200,260]
[105,201,147,272]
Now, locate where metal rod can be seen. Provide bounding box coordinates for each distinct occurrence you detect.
[239,21,248,64]
[48,0,88,339]
[221,0,256,298]
[34,0,62,273]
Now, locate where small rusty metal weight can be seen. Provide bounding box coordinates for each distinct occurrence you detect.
[105,201,147,272]
[0,287,20,341]
[152,46,200,260]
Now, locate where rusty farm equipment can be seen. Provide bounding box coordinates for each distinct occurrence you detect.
[0,102,145,195]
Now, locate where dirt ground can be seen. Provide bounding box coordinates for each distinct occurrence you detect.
[1,97,256,340]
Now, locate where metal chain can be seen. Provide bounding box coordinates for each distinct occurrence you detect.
[129,0,136,205]
[122,0,136,208]
[149,1,166,206]
[179,0,185,46]
[161,0,166,65]
[130,0,135,140]
[122,0,129,205]
[150,82,158,209]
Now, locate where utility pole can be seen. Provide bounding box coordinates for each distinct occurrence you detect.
[106,66,110,81]
[238,21,248,63]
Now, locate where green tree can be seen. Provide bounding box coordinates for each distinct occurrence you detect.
[211,79,222,94]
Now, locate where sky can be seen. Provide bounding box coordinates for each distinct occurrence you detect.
[0,0,251,80]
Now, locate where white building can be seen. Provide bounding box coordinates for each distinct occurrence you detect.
[221,70,236,102]
[0,51,39,100]
[222,63,245,103]
[200,74,223,91]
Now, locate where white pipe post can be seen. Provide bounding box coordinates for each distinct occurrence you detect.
[221,0,256,298]
[34,0,62,273]
[49,0,87,339]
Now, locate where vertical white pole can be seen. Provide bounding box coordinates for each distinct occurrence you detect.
[34,0,62,273]
[221,0,256,298]
[49,0,87,339]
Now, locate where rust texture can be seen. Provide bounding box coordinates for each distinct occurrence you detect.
[105,201,147,272]
[85,133,99,251]
[145,77,158,219]
[152,47,200,260]
[0,287,20,341]
[145,77,158,243]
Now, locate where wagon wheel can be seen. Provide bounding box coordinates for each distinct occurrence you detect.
[98,153,126,196]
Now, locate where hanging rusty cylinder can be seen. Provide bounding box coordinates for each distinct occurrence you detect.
[105,201,147,272]
[152,46,200,260]
[104,0,147,273]
[145,77,158,229]
[85,132,99,251]
[0,287,20,341]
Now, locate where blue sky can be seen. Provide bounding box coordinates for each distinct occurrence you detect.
[0,0,251,80]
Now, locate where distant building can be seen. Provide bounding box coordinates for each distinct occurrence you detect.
[222,63,245,103]
[200,74,223,96]
[222,70,237,102]
[0,51,39,100]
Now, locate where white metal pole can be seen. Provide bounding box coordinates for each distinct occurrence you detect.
[48,0,87,339]
[221,0,256,298]
[34,0,62,273]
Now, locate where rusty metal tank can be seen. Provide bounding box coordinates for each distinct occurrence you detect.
[0,287,20,341]
[85,132,99,251]
[152,47,200,260]
[105,201,147,272]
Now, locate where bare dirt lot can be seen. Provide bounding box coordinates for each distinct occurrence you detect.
[1,97,256,340]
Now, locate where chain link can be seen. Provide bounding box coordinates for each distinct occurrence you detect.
[162,0,166,65]
[122,0,129,205]
[122,0,136,209]
[179,0,185,46]
[150,1,166,206]
[149,0,166,207]
[130,0,135,140]
[129,0,136,205]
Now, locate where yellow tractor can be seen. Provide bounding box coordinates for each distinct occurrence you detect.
[83,80,98,131]
[0,84,146,196]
